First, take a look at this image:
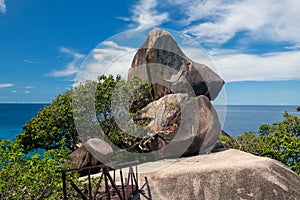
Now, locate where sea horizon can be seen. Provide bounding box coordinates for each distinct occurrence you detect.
[1,104,300,141]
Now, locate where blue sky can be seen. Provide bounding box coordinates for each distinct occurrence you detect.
[0,0,300,105]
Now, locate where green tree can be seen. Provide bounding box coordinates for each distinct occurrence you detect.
[258,112,300,174]
[73,74,152,149]
[17,75,152,153]
[17,91,78,152]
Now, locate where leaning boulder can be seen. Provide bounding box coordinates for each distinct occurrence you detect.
[128,28,224,100]
[67,144,96,169]
[66,138,113,175]
[84,138,114,164]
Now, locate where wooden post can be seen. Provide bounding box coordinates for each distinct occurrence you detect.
[62,172,68,200]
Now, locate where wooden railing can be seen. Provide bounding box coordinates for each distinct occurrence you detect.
[56,162,151,200]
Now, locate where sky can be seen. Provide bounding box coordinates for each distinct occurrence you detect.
[0,0,300,105]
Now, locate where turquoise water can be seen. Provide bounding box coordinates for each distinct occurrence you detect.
[0,103,300,140]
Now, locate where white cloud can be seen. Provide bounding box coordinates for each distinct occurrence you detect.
[23,86,34,89]
[181,0,300,45]
[50,47,84,78]
[182,46,300,82]
[210,50,300,82]
[0,0,6,14]
[23,59,39,64]
[11,90,17,93]
[76,41,136,83]
[24,90,31,94]
[0,83,13,88]
[130,0,169,28]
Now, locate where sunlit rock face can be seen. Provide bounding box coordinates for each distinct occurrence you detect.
[137,149,300,200]
[128,28,224,101]
[127,28,223,156]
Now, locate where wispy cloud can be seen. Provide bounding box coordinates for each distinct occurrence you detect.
[181,0,300,45]
[24,90,31,94]
[0,0,6,14]
[50,47,84,78]
[0,83,14,89]
[23,59,39,64]
[76,41,136,83]
[23,86,34,89]
[129,0,169,28]
[211,50,300,82]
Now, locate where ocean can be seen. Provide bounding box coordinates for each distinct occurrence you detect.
[0,103,49,140]
[0,103,300,141]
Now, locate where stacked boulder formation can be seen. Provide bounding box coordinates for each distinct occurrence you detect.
[128,28,224,157]
[71,29,225,168]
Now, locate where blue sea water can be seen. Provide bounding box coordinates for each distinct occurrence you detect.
[0,103,48,140]
[219,105,300,137]
[0,104,300,140]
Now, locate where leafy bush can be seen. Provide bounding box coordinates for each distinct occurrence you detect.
[222,112,300,175]
[0,139,79,199]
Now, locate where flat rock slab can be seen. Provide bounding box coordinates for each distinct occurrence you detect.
[137,149,300,200]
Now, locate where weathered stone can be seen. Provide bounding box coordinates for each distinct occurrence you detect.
[136,93,190,125]
[84,138,114,164]
[137,149,300,200]
[67,144,96,169]
[128,28,224,100]
[136,94,221,156]
[66,144,103,176]
[181,95,221,156]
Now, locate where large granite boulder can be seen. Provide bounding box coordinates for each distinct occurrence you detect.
[137,149,300,200]
[128,28,224,100]
[135,94,221,156]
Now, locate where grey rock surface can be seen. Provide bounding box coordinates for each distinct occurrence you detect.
[84,138,114,164]
[128,28,224,100]
[138,149,300,200]
[67,144,94,168]
[136,94,221,156]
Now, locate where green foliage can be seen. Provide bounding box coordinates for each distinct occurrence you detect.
[0,74,150,199]
[222,112,300,175]
[71,74,150,149]
[258,112,300,174]
[0,139,79,199]
[0,74,154,198]
[17,91,79,152]
[17,74,152,153]
[94,75,152,149]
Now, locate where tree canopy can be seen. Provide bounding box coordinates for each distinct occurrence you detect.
[17,74,152,153]
[17,90,78,152]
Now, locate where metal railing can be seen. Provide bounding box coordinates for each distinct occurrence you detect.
[56,162,151,200]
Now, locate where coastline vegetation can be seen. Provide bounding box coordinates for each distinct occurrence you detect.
[0,74,299,198]
[220,112,300,175]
